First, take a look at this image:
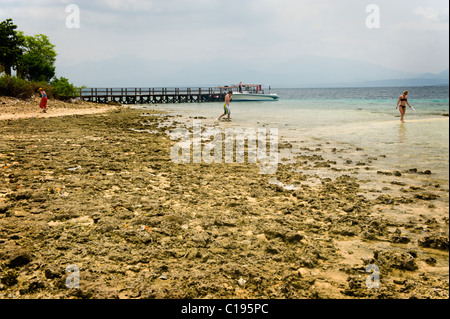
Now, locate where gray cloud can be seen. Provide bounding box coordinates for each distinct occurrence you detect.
[1,0,448,80]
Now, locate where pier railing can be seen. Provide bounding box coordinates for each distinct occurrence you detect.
[78,87,229,104]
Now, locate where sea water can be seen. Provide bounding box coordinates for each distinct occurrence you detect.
[137,86,449,184]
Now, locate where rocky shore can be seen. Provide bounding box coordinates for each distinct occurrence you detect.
[0,105,448,299]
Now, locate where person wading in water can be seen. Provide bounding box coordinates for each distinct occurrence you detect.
[396,90,415,122]
[218,91,233,121]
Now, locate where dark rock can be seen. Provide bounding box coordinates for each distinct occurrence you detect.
[331,225,358,236]
[356,162,366,166]
[7,190,32,201]
[285,232,304,243]
[343,205,355,213]
[1,270,18,286]
[414,193,439,200]
[44,267,63,279]
[425,257,437,266]
[373,250,418,271]
[375,194,395,205]
[391,181,406,186]
[32,193,47,203]
[418,235,449,250]
[21,280,46,294]
[361,230,377,240]
[0,204,10,214]
[390,230,410,244]
[6,250,32,268]
[265,245,279,254]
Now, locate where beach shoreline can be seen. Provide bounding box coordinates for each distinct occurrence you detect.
[0,102,448,299]
[0,96,118,121]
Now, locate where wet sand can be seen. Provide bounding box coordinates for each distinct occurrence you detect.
[0,101,448,299]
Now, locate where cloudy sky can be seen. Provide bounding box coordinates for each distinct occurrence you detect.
[1,0,449,85]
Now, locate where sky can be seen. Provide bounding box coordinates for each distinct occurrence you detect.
[1,0,449,86]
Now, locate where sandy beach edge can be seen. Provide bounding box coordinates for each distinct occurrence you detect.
[0,95,119,121]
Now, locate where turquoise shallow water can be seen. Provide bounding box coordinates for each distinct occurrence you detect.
[136,86,449,183]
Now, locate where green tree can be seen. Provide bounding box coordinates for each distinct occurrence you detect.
[51,76,79,97]
[0,19,24,76]
[18,33,57,82]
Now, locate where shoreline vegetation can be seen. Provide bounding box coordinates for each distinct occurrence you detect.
[0,97,448,299]
[0,74,81,101]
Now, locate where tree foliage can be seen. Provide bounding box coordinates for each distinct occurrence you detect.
[51,76,78,97]
[18,33,57,82]
[1,18,83,100]
[0,19,24,76]
[1,19,57,82]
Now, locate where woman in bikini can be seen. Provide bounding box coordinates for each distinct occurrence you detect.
[396,90,414,122]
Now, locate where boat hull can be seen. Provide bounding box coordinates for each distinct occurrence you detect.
[231,92,279,101]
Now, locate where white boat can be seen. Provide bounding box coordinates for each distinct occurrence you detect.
[218,84,279,101]
[231,91,279,101]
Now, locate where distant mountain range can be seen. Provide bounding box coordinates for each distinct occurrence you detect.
[342,69,449,88]
[56,54,449,88]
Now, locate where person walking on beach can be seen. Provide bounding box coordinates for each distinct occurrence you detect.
[396,90,414,122]
[38,88,48,113]
[218,91,233,121]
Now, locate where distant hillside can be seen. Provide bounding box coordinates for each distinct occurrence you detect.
[348,69,449,88]
[418,69,449,80]
[348,78,448,88]
[56,54,449,88]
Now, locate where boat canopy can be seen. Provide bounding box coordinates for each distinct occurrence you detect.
[217,84,270,94]
[218,84,266,89]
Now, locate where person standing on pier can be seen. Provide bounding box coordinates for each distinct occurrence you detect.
[218,91,233,121]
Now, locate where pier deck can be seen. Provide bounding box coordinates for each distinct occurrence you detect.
[78,87,229,104]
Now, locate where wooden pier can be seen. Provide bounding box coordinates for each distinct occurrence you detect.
[78,87,229,104]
